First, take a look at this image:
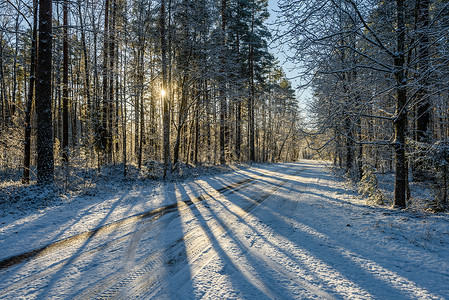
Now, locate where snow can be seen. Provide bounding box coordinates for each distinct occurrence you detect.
[0,160,448,299]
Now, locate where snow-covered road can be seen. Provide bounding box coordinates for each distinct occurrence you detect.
[0,161,448,299]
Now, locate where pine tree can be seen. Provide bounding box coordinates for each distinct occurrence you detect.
[36,0,54,183]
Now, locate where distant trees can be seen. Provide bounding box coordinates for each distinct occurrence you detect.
[0,0,301,186]
[277,0,449,208]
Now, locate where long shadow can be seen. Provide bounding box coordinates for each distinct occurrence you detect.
[2,161,442,298]
[176,183,298,299]
[193,162,440,298]
[240,170,371,211]
[264,196,444,299]
[249,168,404,216]
[0,183,142,262]
[33,188,139,298]
[215,167,443,299]
[0,181,176,271]
[31,180,194,298]
[0,166,249,297]
[187,171,351,297]
[0,189,145,299]
[239,195,407,298]
[154,181,194,299]
[193,172,358,285]
[189,181,326,281]
[0,174,262,298]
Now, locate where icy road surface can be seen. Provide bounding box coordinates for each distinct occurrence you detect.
[0,161,448,299]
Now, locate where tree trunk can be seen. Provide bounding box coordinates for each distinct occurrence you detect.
[122,17,128,177]
[248,59,255,162]
[36,0,54,184]
[219,0,228,165]
[393,0,408,208]
[0,33,4,130]
[108,0,116,163]
[11,16,19,122]
[412,0,431,182]
[356,116,363,181]
[161,0,170,178]
[277,126,293,161]
[101,0,110,164]
[22,0,38,184]
[194,95,199,165]
[416,0,430,144]
[137,34,145,169]
[173,86,187,169]
[77,0,92,133]
[236,100,241,161]
[248,4,256,162]
[134,75,140,160]
[345,116,353,175]
[91,0,100,170]
[62,0,69,164]
[139,60,145,169]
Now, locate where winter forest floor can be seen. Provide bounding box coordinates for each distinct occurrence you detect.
[0,160,448,299]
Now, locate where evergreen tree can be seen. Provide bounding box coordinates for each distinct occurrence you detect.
[36,0,54,183]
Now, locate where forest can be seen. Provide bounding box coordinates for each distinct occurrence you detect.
[0,0,300,181]
[1,0,449,211]
[277,0,449,210]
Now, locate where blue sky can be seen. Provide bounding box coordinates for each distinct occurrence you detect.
[267,0,311,110]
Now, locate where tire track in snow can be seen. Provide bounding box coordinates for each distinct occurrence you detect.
[78,166,334,299]
[72,176,273,298]
[0,170,271,298]
[0,177,256,299]
[74,166,314,299]
[0,178,256,271]
[1,164,332,299]
[181,171,337,300]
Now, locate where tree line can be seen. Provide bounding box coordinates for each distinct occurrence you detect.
[0,0,302,185]
[277,0,449,209]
